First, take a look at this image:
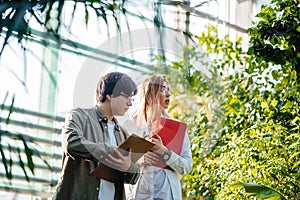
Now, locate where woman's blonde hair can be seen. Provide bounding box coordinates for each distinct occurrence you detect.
[132,74,169,126]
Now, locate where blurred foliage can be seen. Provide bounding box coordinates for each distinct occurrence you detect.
[154,0,300,198]
[0,0,126,54]
[0,93,52,182]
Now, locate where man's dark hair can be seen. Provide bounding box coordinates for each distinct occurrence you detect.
[96,72,137,103]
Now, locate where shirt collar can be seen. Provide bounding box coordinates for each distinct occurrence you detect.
[94,106,120,131]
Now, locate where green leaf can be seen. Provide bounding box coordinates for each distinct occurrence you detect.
[292,160,300,170]
[0,142,10,179]
[5,95,15,124]
[292,116,300,123]
[291,70,297,79]
[274,83,283,91]
[18,135,34,174]
[8,144,13,180]
[261,102,268,109]
[283,101,293,109]
[288,151,300,163]
[271,99,278,107]
[247,46,254,55]
[271,70,279,80]
[232,182,286,200]
[85,8,89,25]
[17,147,29,182]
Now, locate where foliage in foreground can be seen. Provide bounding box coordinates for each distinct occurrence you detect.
[0,0,126,54]
[0,94,52,183]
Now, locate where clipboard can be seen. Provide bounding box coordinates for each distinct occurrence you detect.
[90,134,154,182]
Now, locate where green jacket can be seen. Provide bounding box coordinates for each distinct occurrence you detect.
[52,107,140,200]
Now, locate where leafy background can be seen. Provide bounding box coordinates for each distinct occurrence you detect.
[154,0,300,199]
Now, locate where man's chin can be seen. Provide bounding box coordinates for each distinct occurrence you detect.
[114,111,126,116]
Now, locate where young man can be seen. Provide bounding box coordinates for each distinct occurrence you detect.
[53,72,140,200]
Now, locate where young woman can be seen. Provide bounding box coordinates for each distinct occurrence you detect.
[124,74,193,200]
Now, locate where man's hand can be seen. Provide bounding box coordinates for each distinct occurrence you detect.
[103,148,132,172]
[144,151,159,165]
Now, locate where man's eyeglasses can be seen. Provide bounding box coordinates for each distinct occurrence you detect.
[160,86,170,95]
[120,93,135,103]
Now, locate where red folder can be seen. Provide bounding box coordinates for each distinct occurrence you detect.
[152,117,187,169]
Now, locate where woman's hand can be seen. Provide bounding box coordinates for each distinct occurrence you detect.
[151,133,168,155]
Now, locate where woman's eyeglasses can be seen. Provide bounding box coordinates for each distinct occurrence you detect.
[160,86,170,95]
[120,93,135,103]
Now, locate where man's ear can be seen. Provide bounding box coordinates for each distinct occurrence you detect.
[106,94,112,101]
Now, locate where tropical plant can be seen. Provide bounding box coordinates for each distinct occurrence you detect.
[0,0,127,54]
[0,93,53,182]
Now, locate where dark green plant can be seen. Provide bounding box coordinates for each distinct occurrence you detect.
[247,0,300,81]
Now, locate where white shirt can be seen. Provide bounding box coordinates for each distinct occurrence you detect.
[98,120,117,200]
[123,118,193,200]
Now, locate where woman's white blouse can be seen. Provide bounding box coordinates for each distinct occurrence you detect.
[122,119,193,200]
